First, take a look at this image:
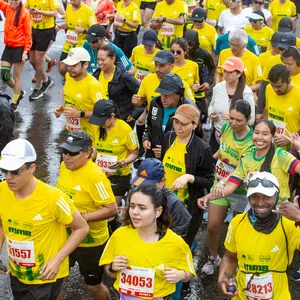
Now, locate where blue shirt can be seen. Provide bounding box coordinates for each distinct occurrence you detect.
[83,40,133,74]
[213,32,261,56]
[162,107,177,132]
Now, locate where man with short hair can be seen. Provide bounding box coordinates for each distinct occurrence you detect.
[143,73,198,159]
[0,138,89,299]
[83,24,134,74]
[54,47,105,138]
[281,46,300,85]
[218,171,300,299]
[57,130,117,300]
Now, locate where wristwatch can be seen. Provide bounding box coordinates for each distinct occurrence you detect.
[108,263,116,273]
[80,110,85,118]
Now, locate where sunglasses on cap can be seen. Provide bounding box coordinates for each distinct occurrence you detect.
[62,149,81,156]
[248,178,279,190]
[171,49,182,55]
[253,0,264,4]
[0,164,29,177]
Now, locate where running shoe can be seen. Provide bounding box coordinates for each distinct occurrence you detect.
[32,75,36,83]
[46,59,56,73]
[292,268,300,281]
[41,77,53,94]
[201,255,221,275]
[11,90,26,112]
[29,89,44,100]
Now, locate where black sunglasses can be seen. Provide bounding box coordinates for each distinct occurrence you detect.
[62,149,81,156]
[171,49,182,55]
[248,178,279,191]
[253,1,264,4]
[0,165,28,176]
[91,38,101,44]
[249,19,259,23]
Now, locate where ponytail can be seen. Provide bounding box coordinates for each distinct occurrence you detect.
[14,2,23,27]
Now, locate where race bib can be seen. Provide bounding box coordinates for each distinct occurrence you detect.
[66,117,81,131]
[33,13,42,23]
[7,238,36,267]
[114,13,124,27]
[96,153,118,175]
[206,18,217,27]
[271,119,286,136]
[136,69,151,83]
[161,23,174,37]
[215,159,235,181]
[119,266,155,298]
[66,31,78,45]
[245,273,273,300]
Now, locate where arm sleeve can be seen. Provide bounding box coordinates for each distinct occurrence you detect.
[23,11,32,53]
[52,191,76,225]
[202,50,216,85]
[257,80,268,114]
[125,129,138,151]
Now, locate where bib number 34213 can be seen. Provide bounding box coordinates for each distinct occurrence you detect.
[119,265,155,298]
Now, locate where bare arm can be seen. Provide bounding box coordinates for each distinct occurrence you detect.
[83,202,118,222]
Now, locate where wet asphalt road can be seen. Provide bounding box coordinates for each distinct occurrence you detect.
[0,25,300,300]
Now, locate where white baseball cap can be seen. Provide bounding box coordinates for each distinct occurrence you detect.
[0,139,37,171]
[62,47,91,66]
[247,172,279,197]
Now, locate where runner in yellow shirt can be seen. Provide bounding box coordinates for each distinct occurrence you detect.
[100,185,195,299]
[152,0,187,49]
[0,138,88,298]
[269,0,297,31]
[185,8,218,54]
[57,131,117,300]
[203,0,227,27]
[139,0,157,30]
[281,46,300,86]
[54,47,105,138]
[56,0,96,77]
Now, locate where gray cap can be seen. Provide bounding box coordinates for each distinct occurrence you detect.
[59,131,92,153]
[155,73,184,95]
[277,32,296,49]
[153,50,175,64]
[278,17,293,33]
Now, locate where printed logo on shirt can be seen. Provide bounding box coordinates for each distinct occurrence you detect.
[76,93,82,98]
[155,264,165,270]
[287,106,293,111]
[33,214,43,221]
[152,107,158,116]
[74,185,81,191]
[271,245,280,252]
[112,139,119,144]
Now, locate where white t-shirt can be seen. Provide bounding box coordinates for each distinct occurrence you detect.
[243,7,272,26]
[218,9,247,32]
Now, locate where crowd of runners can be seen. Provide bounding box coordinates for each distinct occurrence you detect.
[1,0,300,299]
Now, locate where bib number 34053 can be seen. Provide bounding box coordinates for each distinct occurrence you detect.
[119,266,155,298]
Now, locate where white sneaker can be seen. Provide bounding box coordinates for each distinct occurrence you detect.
[201,255,221,275]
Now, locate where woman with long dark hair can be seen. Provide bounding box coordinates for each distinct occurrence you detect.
[100,185,195,299]
[208,56,255,153]
[0,0,31,111]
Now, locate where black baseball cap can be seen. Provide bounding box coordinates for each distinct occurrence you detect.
[191,8,206,22]
[277,32,296,49]
[59,131,92,153]
[278,17,293,33]
[155,73,184,95]
[85,24,106,42]
[270,32,282,47]
[153,50,175,64]
[89,100,116,126]
[142,29,158,46]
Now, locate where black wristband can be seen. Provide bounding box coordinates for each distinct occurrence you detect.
[162,17,166,22]
[80,110,85,118]
[108,263,116,273]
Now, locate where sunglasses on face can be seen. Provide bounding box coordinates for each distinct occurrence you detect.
[1,165,28,177]
[194,20,204,23]
[248,178,279,190]
[253,1,264,4]
[91,38,101,44]
[62,149,81,156]
[171,49,182,55]
[249,19,259,23]
[231,0,241,3]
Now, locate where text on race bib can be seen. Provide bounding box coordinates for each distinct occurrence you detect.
[96,153,117,175]
[245,273,273,300]
[66,31,78,45]
[66,117,81,131]
[161,24,174,37]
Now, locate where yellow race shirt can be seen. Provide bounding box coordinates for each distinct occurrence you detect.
[244,25,274,48]
[116,1,141,31]
[291,72,300,86]
[25,0,59,29]
[93,118,138,176]
[262,54,282,81]
[100,226,195,298]
[0,180,76,284]
[163,137,188,201]
[269,0,296,31]
[218,49,262,87]
[203,0,226,27]
[64,73,105,137]
[63,4,96,53]
[130,45,159,83]
[186,23,217,53]
[265,83,300,135]
[258,50,274,71]
[225,213,300,300]
[99,67,115,98]
[138,73,195,109]
[57,160,115,247]
[153,0,187,49]
[229,147,300,202]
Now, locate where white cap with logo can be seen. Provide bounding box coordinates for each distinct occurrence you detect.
[62,47,91,66]
[247,172,280,197]
[0,139,37,171]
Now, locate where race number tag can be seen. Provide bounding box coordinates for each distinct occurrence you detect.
[206,18,217,27]
[119,266,155,298]
[66,31,78,45]
[271,120,286,135]
[66,117,81,131]
[33,13,42,23]
[136,70,151,83]
[96,153,118,175]
[7,238,36,267]
[245,273,273,300]
[161,24,174,37]
[215,159,235,181]
[114,14,124,26]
